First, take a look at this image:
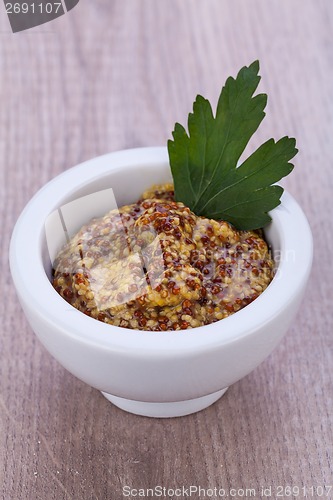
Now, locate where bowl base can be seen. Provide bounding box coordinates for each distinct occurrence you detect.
[101,387,228,418]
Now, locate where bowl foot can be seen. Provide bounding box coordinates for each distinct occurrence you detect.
[101,387,228,418]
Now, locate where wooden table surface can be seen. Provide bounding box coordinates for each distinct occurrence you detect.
[1,1,332,499]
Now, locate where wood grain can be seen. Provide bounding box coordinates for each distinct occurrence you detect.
[1,1,332,498]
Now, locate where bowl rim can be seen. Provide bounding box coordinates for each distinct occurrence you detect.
[10,146,313,355]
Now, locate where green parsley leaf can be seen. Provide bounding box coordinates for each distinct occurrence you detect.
[167,60,298,230]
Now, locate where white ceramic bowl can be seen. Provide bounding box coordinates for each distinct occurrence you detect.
[10,147,313,418]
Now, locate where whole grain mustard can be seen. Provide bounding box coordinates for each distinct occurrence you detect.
[52,184,274,331]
